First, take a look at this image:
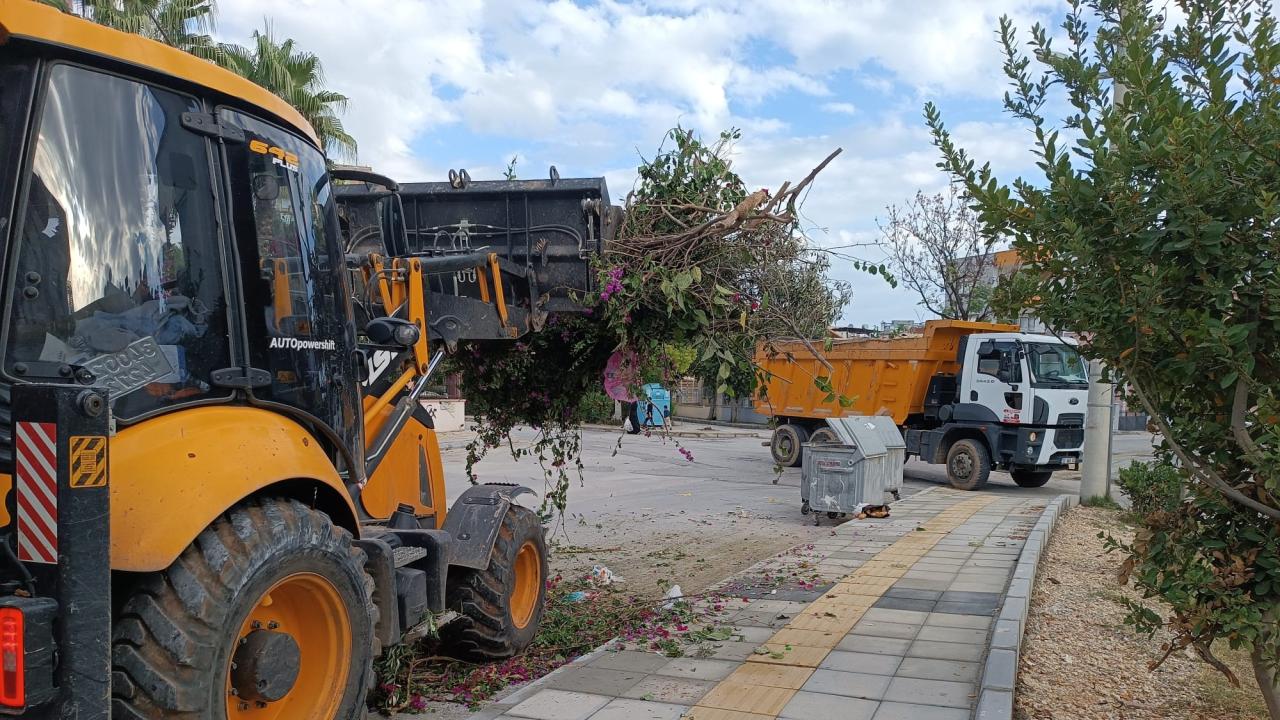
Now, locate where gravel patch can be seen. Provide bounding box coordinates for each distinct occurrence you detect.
[1015,505,1267,720]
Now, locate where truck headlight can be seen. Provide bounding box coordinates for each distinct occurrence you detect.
[1029,432,1038,442]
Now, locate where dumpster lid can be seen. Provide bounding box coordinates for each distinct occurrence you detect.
[862,415,906,450]
[825,417,889,457]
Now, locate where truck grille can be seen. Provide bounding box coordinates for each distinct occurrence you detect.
[1056,413,1085,426]
[1055,427,1084,448]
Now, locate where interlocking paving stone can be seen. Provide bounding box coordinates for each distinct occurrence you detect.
[915,625,990,645]
[507,690,612,720]
[836,635,912,656]
[801,669,892,700]
[779,691,879,720]
[871,701,971,719]
[590,650,675,674]
[708,641,768,661]
[818,650,903,676]
[872,596,936,612]
[894,657,980,683]
[656,658,740,682]
[882,676,975,708]
[621,676,717,705]
[862,608,930,625]
[697,682,795,715]
[939,591,1002,605]
[590,698,689,720]
[926,612,994,630]
[907,640,986,662]
[545,667,646,695]
[848,620,921,640]
[933,600,999,616]
[883,587,942,601]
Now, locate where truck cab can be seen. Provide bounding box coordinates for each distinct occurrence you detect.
[914,331,1089,488]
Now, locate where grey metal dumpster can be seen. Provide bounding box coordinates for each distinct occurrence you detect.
[801,416,904,523]
[862,415,906,499]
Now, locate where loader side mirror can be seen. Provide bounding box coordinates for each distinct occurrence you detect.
[365,317,420,348]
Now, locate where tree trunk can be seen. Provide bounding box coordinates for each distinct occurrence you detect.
[1252,645,1280,720]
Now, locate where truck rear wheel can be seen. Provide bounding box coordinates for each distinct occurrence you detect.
[111,497,377,720]
[771,424,809,467]
[946,439,991,491]
[441,505,548,660]
[1011,469,1053,487]
[809,427,839,445]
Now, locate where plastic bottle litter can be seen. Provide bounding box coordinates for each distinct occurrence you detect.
[662,584,684,609]
[588,564,623,586]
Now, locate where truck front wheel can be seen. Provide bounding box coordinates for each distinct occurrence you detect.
[441,505,548,660]
[1011,469,1053,488]
[111,497,377,720]
[945,439,991,491]
[771,424,809,467]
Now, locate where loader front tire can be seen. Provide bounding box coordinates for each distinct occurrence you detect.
[441,505,548,660]
[111,497,377,720]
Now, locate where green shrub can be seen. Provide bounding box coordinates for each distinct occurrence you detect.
[577,391,616,424]
[1115,460,1183,518]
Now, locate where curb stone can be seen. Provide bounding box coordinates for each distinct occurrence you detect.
[974,493,1077,720]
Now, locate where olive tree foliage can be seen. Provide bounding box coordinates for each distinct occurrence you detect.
[926,0,1280,713]
[877,185,999,321]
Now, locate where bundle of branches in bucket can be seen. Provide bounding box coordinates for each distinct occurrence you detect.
[455,128,852,517]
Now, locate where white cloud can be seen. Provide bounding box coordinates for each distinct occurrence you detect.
[212,0,1066,323]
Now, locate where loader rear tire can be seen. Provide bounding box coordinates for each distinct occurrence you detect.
[110,497,377,720]
[771,424,809,467]
[441,505,548,660]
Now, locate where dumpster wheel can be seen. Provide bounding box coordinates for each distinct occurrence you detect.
[441,505,548,660]
[110,497,377,720]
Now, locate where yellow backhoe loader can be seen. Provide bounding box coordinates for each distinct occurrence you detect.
[0,3,613,717]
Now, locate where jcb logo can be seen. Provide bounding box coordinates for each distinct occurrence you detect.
[364,350,393,388]
[249,139,299,172]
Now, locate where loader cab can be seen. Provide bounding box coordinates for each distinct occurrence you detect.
[0,45,363,471]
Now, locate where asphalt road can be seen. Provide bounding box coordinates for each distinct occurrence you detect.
[440,426,1156,593]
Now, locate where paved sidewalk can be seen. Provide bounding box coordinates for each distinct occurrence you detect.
[473,488,1052,720]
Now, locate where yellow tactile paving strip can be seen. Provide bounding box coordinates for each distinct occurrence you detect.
[685,496,997,720]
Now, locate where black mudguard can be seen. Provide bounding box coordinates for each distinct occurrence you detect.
[441,484,536,570]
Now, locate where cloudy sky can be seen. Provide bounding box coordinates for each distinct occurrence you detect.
[216,0,1075,326]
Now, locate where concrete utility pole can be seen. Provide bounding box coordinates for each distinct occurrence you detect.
[1081,7,1127,503]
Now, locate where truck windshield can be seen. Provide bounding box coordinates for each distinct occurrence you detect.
[1025,342,1088,387]
[6,65,231,419]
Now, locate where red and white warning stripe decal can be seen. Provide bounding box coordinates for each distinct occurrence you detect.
[15,421,58,564]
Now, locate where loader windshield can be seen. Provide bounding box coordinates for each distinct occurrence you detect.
[6,64,231,418]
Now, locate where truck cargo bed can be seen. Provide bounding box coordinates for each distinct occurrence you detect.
[756,320,1020,424]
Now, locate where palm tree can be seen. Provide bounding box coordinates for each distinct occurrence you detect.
[219,25,358,161]
[38,0,220,62]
